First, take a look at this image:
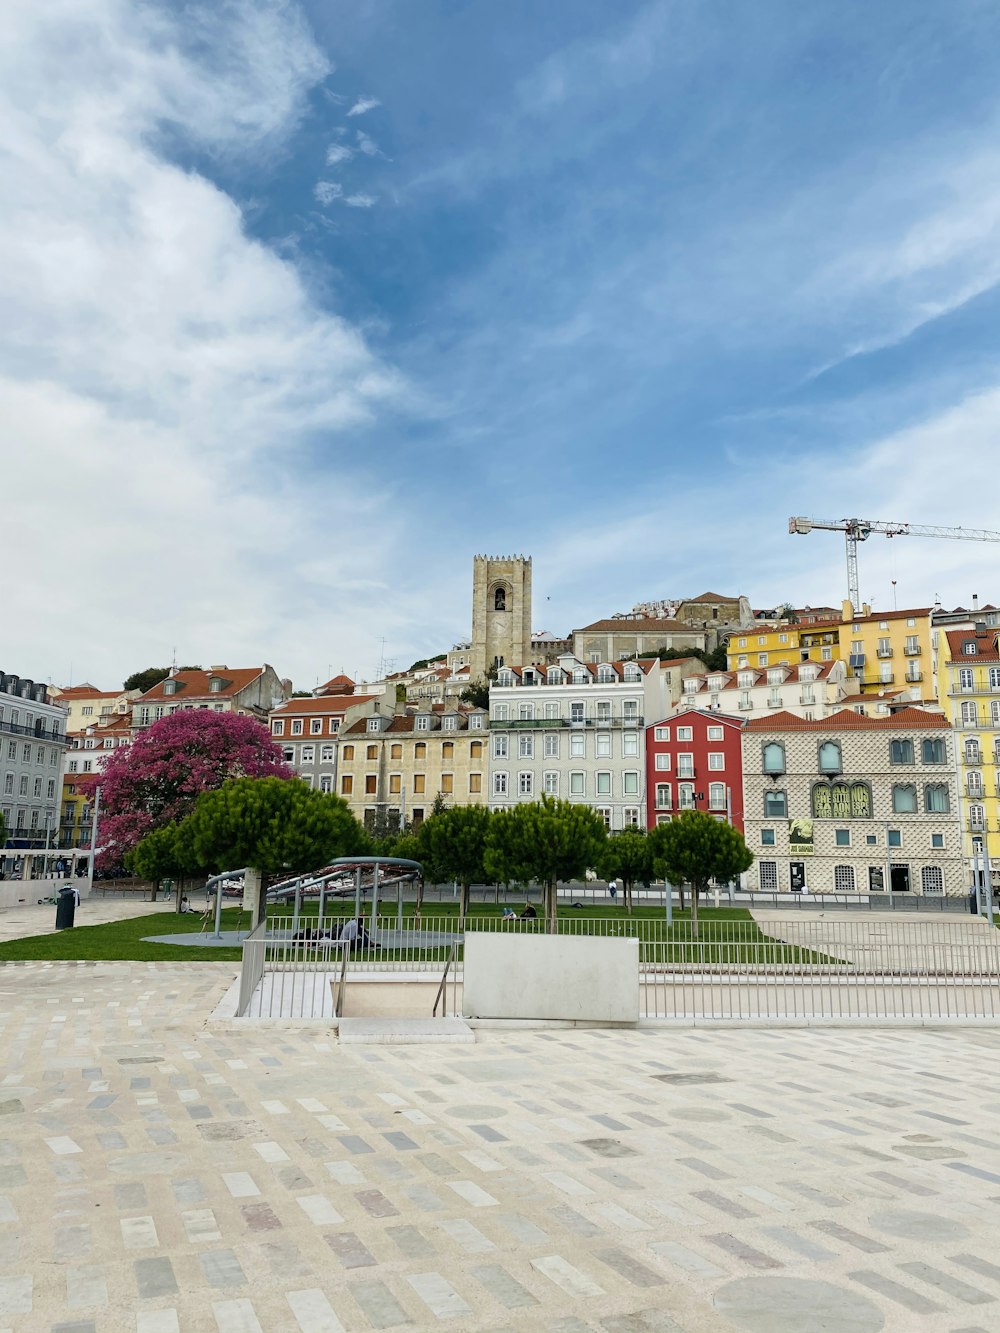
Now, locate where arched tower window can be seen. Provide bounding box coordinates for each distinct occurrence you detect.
[494,586,507,611]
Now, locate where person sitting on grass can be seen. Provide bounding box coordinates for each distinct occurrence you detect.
[518,902,537,921]
[501,906,517,921]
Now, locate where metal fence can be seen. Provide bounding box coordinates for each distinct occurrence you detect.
[236,912,1000,1021]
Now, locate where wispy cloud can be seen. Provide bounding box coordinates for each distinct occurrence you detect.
[355,130,380,156]
[344,193,377,209]
[325,142,353,165]
[3,0,409,687]
[313,180,343,204]
[347,95,381,117]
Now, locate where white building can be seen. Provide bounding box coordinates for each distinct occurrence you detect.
[487,654,674,829]
[679,660,849,719]
[1,669,68,859]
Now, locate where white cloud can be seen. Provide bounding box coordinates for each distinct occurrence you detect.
[2,0,413,689]
[314,180,344,204]
[325,143,353,165]
[344,193,377,208]
[347,96,381,117]
[355,130,379,156]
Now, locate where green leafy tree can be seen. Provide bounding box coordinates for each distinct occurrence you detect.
[460,662,497,711]
[123,666,170,693]
[701,643,729,671]
[648,811,753,938]
[598,827,656,913]
[174,777,365,923]
[484,796,607,933]
[125,823,187,909]
[419,805,493,922]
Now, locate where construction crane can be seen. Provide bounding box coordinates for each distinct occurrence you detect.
[788,516,1000,612]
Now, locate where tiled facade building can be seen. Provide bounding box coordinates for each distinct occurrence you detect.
[742,708,964,896]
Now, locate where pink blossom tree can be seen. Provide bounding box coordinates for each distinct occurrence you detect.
[82,710,293,870]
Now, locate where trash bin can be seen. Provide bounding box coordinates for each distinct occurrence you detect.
[55,884,77,930]
[970,887,979,916]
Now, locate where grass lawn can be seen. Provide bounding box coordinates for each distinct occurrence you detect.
[0,901,830,966]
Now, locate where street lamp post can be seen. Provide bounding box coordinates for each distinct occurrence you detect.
[85,787,101,899]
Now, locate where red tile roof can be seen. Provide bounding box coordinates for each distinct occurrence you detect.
[745,706,946,732]
[57,686,120,698]
[316,674,355,694]
[271,695,375,716]
[576,617,691,633]
[138,668,266,701]
[944,628,1000,661]
[680,592,740,605]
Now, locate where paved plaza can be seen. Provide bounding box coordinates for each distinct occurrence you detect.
[2,963,1000,1332]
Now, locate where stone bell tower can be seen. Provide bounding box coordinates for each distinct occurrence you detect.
[470,555,533,680]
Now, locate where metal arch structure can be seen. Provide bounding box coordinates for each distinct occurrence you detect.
[789,516,1000,612]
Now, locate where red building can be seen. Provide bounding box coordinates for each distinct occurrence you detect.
[645,708,744,830]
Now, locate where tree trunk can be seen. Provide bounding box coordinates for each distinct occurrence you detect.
[690,880,702,941]
[460,880,471,928]
[624,878,633,914]
[545,878,558,934]
[414,875,424,924]
[678,882,685,912]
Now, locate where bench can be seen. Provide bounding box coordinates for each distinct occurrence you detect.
[94,881,156,900]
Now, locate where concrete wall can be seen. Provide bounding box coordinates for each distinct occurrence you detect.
[463,933,639,1022]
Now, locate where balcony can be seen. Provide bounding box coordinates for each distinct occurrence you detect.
[904,645,922,656]
[876,648,893,659]
[904,671,923,683]
[968,819,987,834]
[0,718,64,743]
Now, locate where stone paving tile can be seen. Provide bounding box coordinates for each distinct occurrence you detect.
[8,963,1000,1330]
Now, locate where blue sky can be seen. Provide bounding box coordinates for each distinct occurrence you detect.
[7,1,1000,689]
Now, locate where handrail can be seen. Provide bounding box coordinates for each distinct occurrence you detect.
[432,941,458,1017]
[334,943,350,1019]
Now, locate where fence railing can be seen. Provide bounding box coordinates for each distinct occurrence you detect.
[236,912,1000,1019]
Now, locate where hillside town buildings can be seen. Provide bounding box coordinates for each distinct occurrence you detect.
[0,669,68,860]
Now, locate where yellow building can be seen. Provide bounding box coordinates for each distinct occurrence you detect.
[938,625,1000,883]
[337,702,488,829]
[59,775,93,852]
[727,622,840,671]
[49,685,136,733]
[728,601,934,698]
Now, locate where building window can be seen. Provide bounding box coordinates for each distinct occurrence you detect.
[301,745,315,763]
[341,745,354,760]
[319,776,332,793]
[283,747,294,763]
[364,744,377,761]
[471,741,483,758]
[624,771,640,797]
[921,738,946,763]
[595,771,612,796]
[595,733,611,758]
[570,733,585,757]
[707,725,724,741]
[763,789,786,817]
[760,828,775,846]
[678,783,695,810]
[441,773,454,794]
[543,771,558,795]
[834,865,856,892]
[930,832,944,849]
[493,735,508,759]
[655,784,671,808]
[517,734,534,759]
[887,828,902,848]
[960,701,979,726]
[969,803,986,830]
[415,715,430,731]
[622,732,638,757]
[340,776,353,795]
[365,775,377,795]
[818,741,842,774]
[921,866,944,895]
[414,742,426,759]
[834,828,850,846]
[493,772,508,796]
[676,726,693,741]
[677,753,694,778]
[654,726,670,741]
[762,742,785,775]
[442,741,455,759]
[759,861,778,891]
[570,702,585,723]
[570,771,585,796]
[706,752,724,771]
[310,719,323,735]
[272,720,284,736]
[708,782,726,810]
[493,704,508,721]
[517,771,533,796]
[469,773,482,794]
[924,784,949,813]
[413,774,426,794]
[889,738,914,764]
[654,753,671,771]
[291,720,303,736]
[469,714,483,729]
[892,784,917,813]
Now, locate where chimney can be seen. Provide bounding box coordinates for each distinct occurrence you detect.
[972,593,979,611]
